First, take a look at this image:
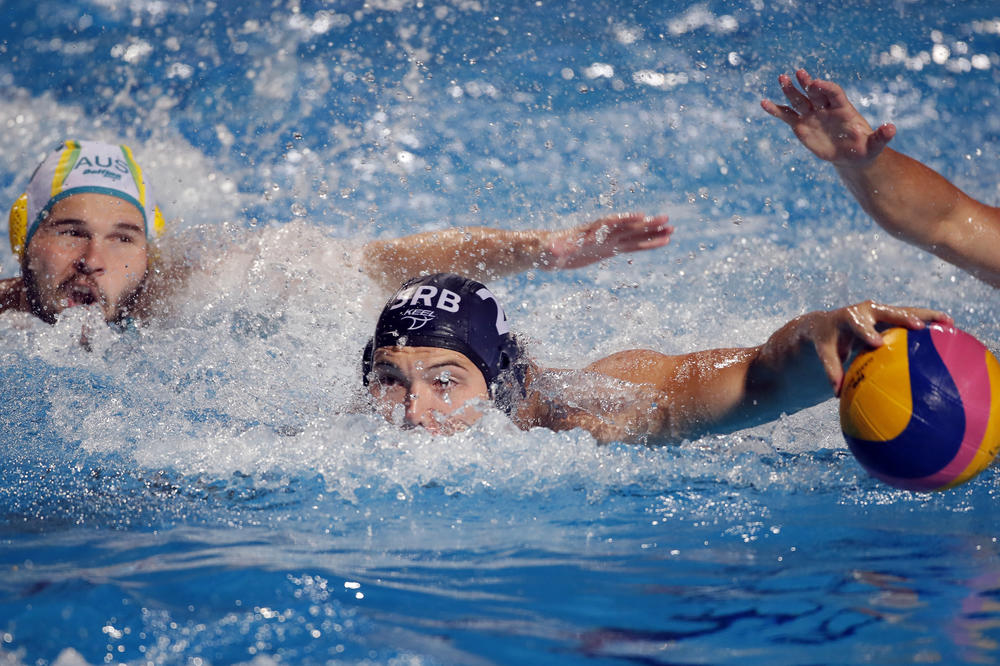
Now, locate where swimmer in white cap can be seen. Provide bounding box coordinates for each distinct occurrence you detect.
[1,140,165,325]
[364,273,951,442]
[1,139,674,326]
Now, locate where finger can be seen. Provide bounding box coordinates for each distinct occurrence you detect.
[609,232,674,253]
[808,78,850,110]
[932,311,954,326]
[611,224,675,246]
[620,213,670,231]
[634,234,672,250]
[595,213,652,235]
[779,74,811,114]
[794,69,813,89]
[604,214,672,237]
[622,230,674,250]
[760,99,801,125]
[607,212,644,225]
[814,338,846,394]
[840,305,885,348]
[634,235,672,250]
[857,319,886,348]
[868,303,950,330]
[805,81,834,110]
[868,123,896,154]
[615,216,673,235]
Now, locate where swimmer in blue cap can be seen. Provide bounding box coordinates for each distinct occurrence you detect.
[365,274,952,442]
[2,141,674,327]
[362,273,528,433]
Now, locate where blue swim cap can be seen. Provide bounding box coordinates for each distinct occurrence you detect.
[362,273,525,407]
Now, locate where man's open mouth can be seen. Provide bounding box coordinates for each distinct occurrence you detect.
[63,282,101,308]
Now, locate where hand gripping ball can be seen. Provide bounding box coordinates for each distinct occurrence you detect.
[840,325,1000,491]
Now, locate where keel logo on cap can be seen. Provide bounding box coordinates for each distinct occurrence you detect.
[364,274,522,398]
[388,284,465,331]
[400,308,437,330]
[390,285,463,330]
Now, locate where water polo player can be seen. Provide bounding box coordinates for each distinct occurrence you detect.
[363,273,952,443]
[1,140,165,325]
[2,140,674,328]
[362,273,528,434]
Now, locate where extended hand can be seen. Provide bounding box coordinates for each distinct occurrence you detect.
[541,213,673,270]
[761,69,896,167]
[791,301,952,394]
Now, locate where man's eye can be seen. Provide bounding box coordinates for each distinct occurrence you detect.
[435,373,456,388]
[377,375,402,386]
[116,235,135,243]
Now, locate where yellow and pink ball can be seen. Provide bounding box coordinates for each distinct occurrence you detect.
[840,325,1000,491]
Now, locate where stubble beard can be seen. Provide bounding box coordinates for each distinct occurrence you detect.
[21,262,147,326]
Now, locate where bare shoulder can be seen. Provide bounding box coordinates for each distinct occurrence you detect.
[0,277,25,313]
[510,365,673,444]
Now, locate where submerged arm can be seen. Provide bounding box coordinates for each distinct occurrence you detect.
[360,213,672,290]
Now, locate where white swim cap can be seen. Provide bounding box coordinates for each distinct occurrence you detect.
[8,139,165,258]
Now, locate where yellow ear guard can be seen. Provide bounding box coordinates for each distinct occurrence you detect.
[8,192,28,259]
[152,205,165,238]
[8,140,166,261]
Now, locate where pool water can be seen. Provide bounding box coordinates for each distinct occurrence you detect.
[1,0,999,663]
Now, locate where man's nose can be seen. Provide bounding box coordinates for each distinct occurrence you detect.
[403,384,440,430]
[75,241,105,275]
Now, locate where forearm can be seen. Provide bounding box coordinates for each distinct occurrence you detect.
[564,348,784,443]
[739,320,836,423]
[522,342,831,445]
[578,325,834,442]
[361,227,549,290]
[837,148,961,237]
[658,346,830,441]
[836,149,1000,285]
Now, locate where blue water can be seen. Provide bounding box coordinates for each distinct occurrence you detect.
[2,0,999,663]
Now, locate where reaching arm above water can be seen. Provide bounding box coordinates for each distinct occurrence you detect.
[518,301,951,444]
[360,212,673,290]
[762,68,1000,287]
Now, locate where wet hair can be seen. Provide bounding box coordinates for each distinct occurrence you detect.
[362,273,527,413]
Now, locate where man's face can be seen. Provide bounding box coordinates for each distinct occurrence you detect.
[23,192,148,324]
[368,346,490,435]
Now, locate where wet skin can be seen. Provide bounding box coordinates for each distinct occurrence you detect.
[23,192,148,323]
[368,346,490,435]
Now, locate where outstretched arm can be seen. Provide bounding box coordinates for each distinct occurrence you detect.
[762,68,1000,287]
[520,302,950,444]
[360,213,673,290]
